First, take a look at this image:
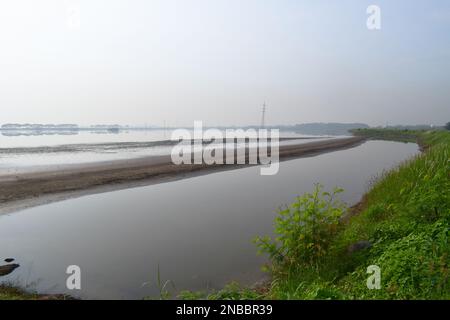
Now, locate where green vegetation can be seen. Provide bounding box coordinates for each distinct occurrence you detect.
[0,284,40,300]
[178,282,264,300]
[445,122,450,131]
[351,128,424,143]
[182,129,449,300]
[0,283,73,300]
[254,185,346,274]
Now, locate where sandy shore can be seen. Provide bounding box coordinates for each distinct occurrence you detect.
[0,136,365,214]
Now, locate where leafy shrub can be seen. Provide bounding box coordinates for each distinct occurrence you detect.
[254,184,347,272]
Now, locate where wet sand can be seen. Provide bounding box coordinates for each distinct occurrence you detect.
[0,137,365,214]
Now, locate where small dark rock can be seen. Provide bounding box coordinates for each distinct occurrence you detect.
[4,258,15,263]
[347,241,372,254]
[0,264,20,277]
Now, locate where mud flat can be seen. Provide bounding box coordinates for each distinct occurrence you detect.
[0,136,365,214]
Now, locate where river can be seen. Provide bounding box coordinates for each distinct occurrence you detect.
[0,140,419,299]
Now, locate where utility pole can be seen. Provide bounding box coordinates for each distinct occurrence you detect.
[261,102,266,128]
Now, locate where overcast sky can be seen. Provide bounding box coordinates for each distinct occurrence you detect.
[1,0,449,127]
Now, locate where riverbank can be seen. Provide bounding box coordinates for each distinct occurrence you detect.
[2,130,447,300]
[0,136,365,214]
[0,284,74,300]
[180,129,450,300]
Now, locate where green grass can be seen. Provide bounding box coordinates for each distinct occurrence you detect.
[0,282,74,300]
[351,128,422,143]
[0,284,40,300]
[178,282,265,300]
[181,129,449,300]
[323,129,450,299]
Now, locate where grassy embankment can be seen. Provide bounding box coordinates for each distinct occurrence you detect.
[181,129,449,300]
[0,281,73,300]
[0,285,41,300]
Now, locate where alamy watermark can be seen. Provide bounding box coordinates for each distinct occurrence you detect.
[170,121,280,175]
[66,1,81,31]
[66,265,81,290]
[367,5,381,30]
[367,265,381,289]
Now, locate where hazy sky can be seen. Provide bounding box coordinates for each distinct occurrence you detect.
[1,0,449,127]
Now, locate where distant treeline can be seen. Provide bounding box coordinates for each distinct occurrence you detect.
[169,123,371,135]
[291,123,369,135]
[0,124,122,131]
[381,124,443,130]
[1,123,443,135]
[1,123,79,130]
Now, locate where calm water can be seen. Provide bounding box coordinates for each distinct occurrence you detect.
[0,130,172,148]
[0,141,419,299]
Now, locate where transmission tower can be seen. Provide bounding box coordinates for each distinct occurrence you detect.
[261,102,266,128]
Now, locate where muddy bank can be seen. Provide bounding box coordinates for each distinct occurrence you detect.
[0,137,365,214]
